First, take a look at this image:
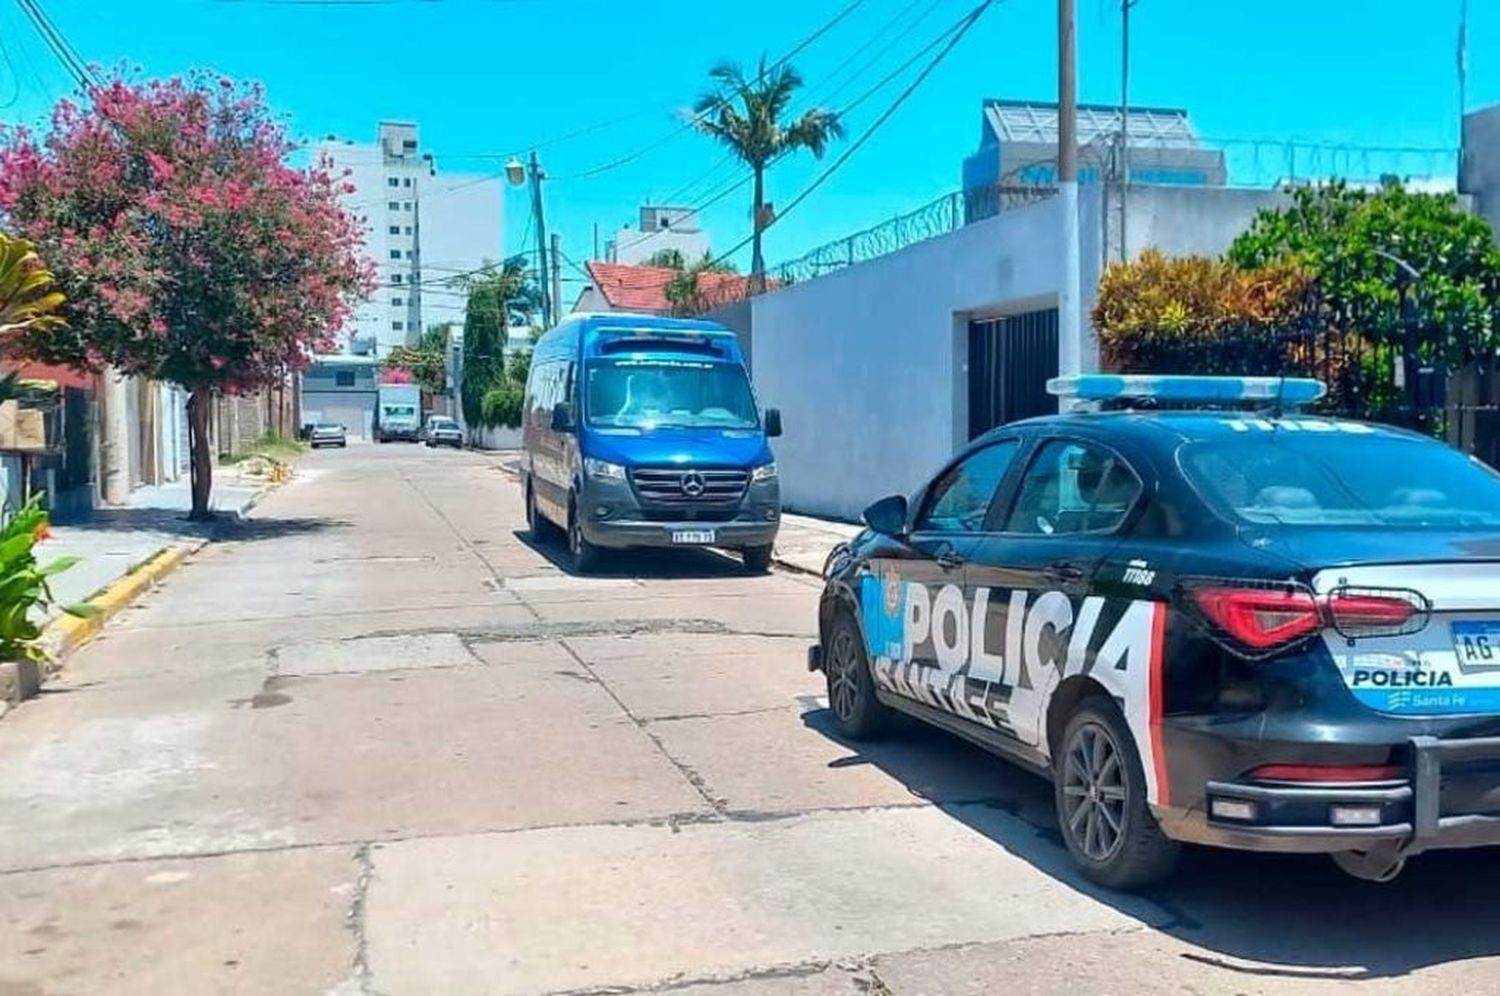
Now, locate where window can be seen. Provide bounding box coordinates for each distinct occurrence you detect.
[584,359,756,430]
[388,226,400,235]
[1183,433,1500,529]
[391,320,404,332]
[403,202,413,211]
[402,177,412,187]
[387,177,399,187]
[391,297,403,307]
[387,200,399,210]
[390,273,403,285]
[405,250,414,259]
[334,370,355,387]
[403,226,412,235]
[1005,440,1141,536]
[388,250,401,260]
[915,441,1020,533]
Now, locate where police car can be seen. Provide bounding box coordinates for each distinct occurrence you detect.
[809,375,1500,889]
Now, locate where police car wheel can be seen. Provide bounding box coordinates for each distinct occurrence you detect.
[825,612,890,740]
[1055,699,1180,891]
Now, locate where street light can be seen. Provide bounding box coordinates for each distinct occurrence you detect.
[505,151,553,327]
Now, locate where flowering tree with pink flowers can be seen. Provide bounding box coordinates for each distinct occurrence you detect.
[0,75,373,518]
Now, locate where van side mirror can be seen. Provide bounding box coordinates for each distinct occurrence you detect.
[764,407,783,438]
[863,494,908,538]
[551,402,574,432]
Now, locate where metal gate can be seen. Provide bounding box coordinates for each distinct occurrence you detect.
[968,308,1059,439]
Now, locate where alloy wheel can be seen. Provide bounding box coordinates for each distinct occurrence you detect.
[828,625,861,722]
[1061,721,1128,863]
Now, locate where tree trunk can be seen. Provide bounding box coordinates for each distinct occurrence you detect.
[750,167,766,295]
[187,386,214,521]
[99,366,131,506]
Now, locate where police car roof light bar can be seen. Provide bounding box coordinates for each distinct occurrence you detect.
[1046,375,1327,406]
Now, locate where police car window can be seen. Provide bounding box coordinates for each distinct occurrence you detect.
[915,441,1019,533]
[1183,434,1500,528]
[1005,440,1141,536]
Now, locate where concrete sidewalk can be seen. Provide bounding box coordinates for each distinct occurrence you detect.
[40,474,265,622]
[773,512,863,575]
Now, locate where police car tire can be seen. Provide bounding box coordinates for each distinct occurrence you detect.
[826,611,891,740]
[1055,698,1180,891]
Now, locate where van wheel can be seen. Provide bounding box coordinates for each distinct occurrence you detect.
[824,611,891,740]
[526,481,558,543]
[567,495,602,574]
[742,545,773,574]
[1054,698,1181,891]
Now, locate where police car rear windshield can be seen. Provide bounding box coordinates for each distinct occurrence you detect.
[585,358,757,430]
[1183,433,1500,528]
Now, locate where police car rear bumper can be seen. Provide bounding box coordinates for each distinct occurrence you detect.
[1160,735,1500,855]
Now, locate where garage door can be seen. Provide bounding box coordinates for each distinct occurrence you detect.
[303,392,376,441]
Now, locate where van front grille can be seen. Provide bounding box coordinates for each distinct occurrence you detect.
[630,467,749,506]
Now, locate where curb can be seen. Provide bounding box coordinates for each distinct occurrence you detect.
[38,539,206,668]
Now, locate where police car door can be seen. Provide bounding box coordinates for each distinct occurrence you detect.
[966,437,1148,749]
[863,439,1022,718]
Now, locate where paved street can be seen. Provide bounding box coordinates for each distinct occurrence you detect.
[2,445,1500,995]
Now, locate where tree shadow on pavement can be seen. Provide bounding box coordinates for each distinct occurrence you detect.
[799,703,1500,982]
[510,529,754,580]
[52,507,350,542]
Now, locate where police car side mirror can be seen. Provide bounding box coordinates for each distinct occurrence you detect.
[863,494,908,538]
[550,402,574,432]
[764,408,783,438]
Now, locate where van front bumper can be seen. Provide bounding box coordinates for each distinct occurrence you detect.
[579,514,779,551]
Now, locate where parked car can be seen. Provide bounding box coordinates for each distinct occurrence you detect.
[424,416,463,448]
[809,374,1500,890]
[309,422,346,448]
[520,312,781,574]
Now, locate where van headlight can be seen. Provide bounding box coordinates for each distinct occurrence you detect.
[584,458,627,481]
[751,462,778,483]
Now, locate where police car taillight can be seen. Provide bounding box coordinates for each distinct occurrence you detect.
[1189,584,1429,653]
[1324,587,1428,639]
[1190,587,1322,650]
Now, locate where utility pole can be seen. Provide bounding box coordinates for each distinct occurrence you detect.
[550,233,564,325]
[1118,0,1135,261]
[1458,0,1469,189]
[527,152,553,328]
[1057,0,1083,388]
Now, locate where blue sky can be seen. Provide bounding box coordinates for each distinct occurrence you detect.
[2,0,1494,289]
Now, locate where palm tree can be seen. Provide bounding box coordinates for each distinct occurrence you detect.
[693,57,842,293]
[0,233,64,337]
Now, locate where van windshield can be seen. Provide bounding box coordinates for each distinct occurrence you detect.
[585,358,758,430]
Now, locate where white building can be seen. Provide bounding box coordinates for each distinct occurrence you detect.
[608,205,710,266]
[316,121,503,358]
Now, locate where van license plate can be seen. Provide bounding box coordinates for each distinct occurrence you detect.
[671,529,715,544]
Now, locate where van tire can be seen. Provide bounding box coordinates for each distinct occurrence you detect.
[526,481,558,543]
[742,545,773,574]
[1054,697,1181,891]
[567,495,603,574]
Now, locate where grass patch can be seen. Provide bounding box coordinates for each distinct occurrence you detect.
[219,432,306,465]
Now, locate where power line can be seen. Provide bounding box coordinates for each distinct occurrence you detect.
[548,0,870,182]
[709,0,997,271]
[14,0,95,89]
[620,4,981,259]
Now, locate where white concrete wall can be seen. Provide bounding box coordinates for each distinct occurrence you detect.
[418,175,504,333]
[1120,185,1290,260]
[749,190,1103,521]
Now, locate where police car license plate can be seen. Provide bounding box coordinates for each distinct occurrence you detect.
[671,529,715,544]
[1452,621,1500,671]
